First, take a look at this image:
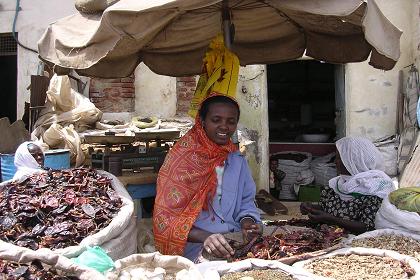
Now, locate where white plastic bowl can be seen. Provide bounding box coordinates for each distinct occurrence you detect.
[301,133,330,143]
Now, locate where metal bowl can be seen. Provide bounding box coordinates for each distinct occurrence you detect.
[301,133,330,143]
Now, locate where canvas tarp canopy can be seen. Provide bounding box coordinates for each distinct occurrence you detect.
[38,0,402,78]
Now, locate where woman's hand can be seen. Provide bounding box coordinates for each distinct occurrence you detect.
[240,218,262,242]
[203,233,234,258]
[306,208,333,223]
[300,202,322,215]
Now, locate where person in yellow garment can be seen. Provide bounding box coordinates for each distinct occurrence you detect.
[300,137,395,234]
[153,93,262,262]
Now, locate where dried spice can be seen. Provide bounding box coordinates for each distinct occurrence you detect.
[119,265,177,279]
[229,224,345,261]
[351,235,420,262]
[0,168,122,250]
[0,259,78,280]
[221,269,294,280]
[266,218,327,230]
[305,254,415,280]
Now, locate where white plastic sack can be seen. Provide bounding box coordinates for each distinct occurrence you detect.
[374,135,399,177]
[137,218,155,254]
[0,170,135,259]
[375,195,420,234]
[344,228,420,261]
[275,152,313,186]
[33,74,102,133]
[345,228,420,245]
[0,240,105,280]
[101,215,138,260]
[311,153,337,187]
[197,258,323,280]
[293,247,420,279]
[106,252,204,280]
[43,123,85,166]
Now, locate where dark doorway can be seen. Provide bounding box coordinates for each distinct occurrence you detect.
[0,34,18,122]
[267,60,343,143]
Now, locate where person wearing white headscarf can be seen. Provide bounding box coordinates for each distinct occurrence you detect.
[301,137,395,234]
[13,141,45,180]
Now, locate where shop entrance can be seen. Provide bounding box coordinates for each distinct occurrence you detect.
[0,34,18,123]
[267,60,345,144]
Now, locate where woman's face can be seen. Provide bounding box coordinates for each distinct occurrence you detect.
[202,102,239,145]
[28,144,44,166]
[335,148,350,175]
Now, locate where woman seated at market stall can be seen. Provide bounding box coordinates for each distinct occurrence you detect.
[153,93,262,262]
[13,141,45,180]
[300,137,395,234]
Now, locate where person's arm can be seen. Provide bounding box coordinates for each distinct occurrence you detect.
[235,159,263,240]
[300,202,322,214]
[187,226,212,243]
[188,226,234,258]
[306,208,367,234]
[235,159,261,223]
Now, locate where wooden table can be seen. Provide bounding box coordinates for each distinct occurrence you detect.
[118,171,158,219]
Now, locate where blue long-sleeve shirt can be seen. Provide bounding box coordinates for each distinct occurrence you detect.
[183,151,261,261]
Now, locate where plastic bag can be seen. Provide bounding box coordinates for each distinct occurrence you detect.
[72,246,114,274]
[310,153,337,187]
[374,135,399,177]
[375,195,420,234]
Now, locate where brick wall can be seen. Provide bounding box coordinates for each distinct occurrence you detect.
[89,76,135,112]
[176,76,196,116]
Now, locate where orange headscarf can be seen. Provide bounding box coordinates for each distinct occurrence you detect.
[153,94,238,255]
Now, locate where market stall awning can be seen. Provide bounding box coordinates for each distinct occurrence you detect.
[38,0,402,78]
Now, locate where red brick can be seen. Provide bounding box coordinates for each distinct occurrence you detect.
[121,88,135,93]
[120,92,135,98]
[103,87,121,97]
[186,82,196,87]
[177,77,195,82]
[121,83,135,89]
[121,77,135,83]
[89,91,105,98]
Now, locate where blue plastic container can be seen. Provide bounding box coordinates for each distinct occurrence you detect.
[0,149,70,182]
[44,149,71,170]
[0,154,17,182]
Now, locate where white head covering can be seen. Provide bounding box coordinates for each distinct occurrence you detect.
[13,141,44,181]
[328,137,395,201]
[336,137,385,175]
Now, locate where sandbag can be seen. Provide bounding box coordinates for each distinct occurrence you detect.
[389,187,420,213]
[310,153,337,187]
[106,252,204,280]
[197,258,321,280]
[375,195,420,234]
[0,170,135,259]
[0,241,105,280]
[293,247,420,280]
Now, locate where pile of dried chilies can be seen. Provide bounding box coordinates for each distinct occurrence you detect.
[230,224,346,261]
[0,168,122,250]
[0,259,79,280]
